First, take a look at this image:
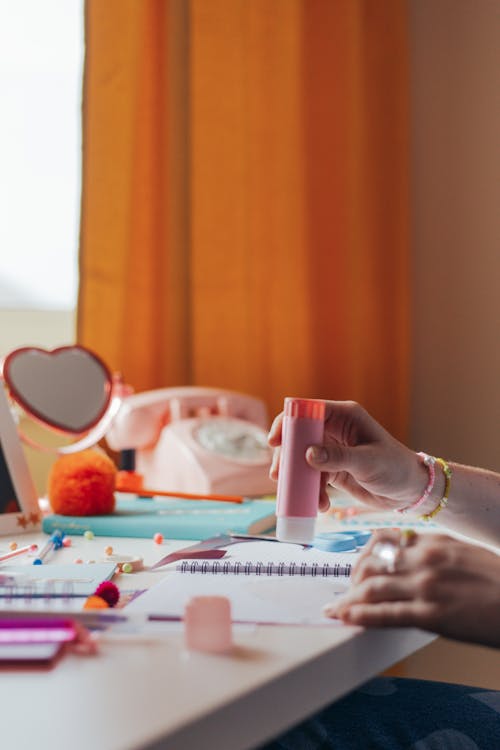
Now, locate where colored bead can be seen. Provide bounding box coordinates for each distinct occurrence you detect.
[84,530,95,540]
[62,537,72,547]
[74,558,84,564]
[9,541,18,551]
[104,546,113,556]
[105,554,144,572]
[153,533,163,545]
[122,563,133,573]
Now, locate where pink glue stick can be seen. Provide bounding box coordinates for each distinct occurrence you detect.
[276,397,325,544]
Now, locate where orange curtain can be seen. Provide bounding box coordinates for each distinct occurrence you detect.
[79,0,410,438]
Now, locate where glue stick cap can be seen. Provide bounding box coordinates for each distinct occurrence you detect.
[284,398,325,420]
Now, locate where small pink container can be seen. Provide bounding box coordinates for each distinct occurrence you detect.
[276,397,325,544]
[184,596,232,654]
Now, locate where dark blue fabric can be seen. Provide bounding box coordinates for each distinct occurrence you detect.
[260,677,500,749]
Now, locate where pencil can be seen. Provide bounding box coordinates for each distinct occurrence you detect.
[118,486,244,504]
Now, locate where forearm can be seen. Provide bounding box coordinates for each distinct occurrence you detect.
[415,460,500,546]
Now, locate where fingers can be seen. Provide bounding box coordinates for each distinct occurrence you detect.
[323,567,440,630]
[305,442,352,475]
[327,600,438,628]
[350,529,405,581]
[267,412,284,447]
[269,445,280,481]
[318,474,331,512]
[324,573,415,618]
[325,531,458,630]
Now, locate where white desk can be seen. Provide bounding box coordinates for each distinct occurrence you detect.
[0,531,435,750]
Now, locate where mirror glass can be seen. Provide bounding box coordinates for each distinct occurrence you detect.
[3,346,112,434]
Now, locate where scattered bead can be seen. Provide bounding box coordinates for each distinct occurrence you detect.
[121,562,133,574]
[87,560,96,564]
[106,554,144,572]
[9,541,18,551]
[74,558,84,564]
[153,533,163,545]
[104,546,113,556]
[84,530,95,540]
[62,537,72,547]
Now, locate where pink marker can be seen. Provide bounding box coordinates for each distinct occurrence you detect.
[276,397,325,544]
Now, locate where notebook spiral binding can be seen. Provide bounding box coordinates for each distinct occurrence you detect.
[176,560,352,577]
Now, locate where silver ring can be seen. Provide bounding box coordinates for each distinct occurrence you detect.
[371,541,400,574]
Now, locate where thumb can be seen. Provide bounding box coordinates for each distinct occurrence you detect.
[306,443,356,475]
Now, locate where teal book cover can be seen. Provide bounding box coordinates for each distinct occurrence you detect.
[42,496,277,540]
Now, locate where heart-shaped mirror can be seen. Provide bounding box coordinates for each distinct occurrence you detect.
[3,346,112,433]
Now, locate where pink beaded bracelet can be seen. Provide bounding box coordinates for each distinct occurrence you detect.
[397,452,436,514]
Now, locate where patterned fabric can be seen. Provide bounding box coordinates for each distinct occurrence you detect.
[260,677,500,750]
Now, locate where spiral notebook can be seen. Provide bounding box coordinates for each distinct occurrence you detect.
[127,541,357,625]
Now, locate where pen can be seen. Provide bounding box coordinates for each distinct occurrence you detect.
[0,543,38,564]
[0,608,178,627]
[33,530,65,565]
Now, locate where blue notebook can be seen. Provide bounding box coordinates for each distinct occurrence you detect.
[42,496,277,540]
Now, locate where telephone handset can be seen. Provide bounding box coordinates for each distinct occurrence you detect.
[106,387,277,496]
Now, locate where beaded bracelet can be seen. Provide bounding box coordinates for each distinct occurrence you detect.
[397,452,436,515]
[419,457,452,522]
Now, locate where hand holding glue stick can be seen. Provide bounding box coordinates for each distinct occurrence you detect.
[268,398,500,649]
[273,398,325,544]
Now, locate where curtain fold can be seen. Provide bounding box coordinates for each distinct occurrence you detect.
[79,0,410,438]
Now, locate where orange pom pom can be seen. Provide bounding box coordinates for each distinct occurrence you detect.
[83,595,109,610]
[48,449,116,516]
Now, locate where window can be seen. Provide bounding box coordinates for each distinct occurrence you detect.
[0,0,84,312]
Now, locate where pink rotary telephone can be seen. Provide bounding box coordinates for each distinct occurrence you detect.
[106,387,277,497]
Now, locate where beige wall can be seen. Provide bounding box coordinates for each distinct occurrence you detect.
[0,309,75,360]
[405,0,500,688]
[409,0,500,470]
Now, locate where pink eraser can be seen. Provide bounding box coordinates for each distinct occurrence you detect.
[184,596,232,654]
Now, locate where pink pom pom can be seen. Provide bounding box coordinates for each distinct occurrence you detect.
[94,581,120,607]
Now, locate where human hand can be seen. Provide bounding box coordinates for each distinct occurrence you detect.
[268,400,427,512]
[324,529,500,649]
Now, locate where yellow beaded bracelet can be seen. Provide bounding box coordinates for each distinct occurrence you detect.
[419,457,452,521]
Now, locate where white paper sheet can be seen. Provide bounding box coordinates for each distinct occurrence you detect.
[127,541,357,625]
